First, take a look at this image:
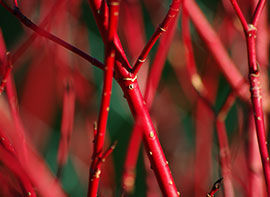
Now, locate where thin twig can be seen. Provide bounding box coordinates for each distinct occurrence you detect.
[0,2,104,70]
[132,0,181,75]
[88,1,120,196]
[229,0,270,194]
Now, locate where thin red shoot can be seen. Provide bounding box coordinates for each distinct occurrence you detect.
[88,1,120,196]
[229,0,270,194]
[183,0,249,101]
[121,11,179,194]
[132,0,181,75]
[11,0,67,66]
[216,93,235,197]
[0,3,104,70]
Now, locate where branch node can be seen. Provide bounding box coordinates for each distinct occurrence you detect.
[247,24,257,32]
[247,24,257,37]
[122,75,137,82]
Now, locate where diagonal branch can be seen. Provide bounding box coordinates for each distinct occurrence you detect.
[132,0,181,75]
[0,2,104,70]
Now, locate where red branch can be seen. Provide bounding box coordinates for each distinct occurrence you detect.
[132,0,181,75]
[2,1,180,195]
[181,5,215,111]
[183,0,249,102]
[118,76,179,196]
[121,10,180,194]
[88,1,120,196]
[87,0,131,71]
[216,93,236,197]
[229,0,270,194]
[0,145,36,196]
[11,0,67,66]
[0,2,104,70]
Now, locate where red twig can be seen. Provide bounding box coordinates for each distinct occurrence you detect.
[230,0,249,31]
[183,0,249,101]
[3,0,180,195]
[132,0,181,75]
[0,129,16,155]
[181,4,215,112]
[87,0,131,71]
[216,93,236,197]
[229,0,270,194]
[88,1,120,196]
[0,28,65,196]
[118,77,179,196]
[11,0,67,66]
[121,10,179,194]
[0,145,36,196]
[182,6,202,93]
[4,64,66,197]
[180,14,219,191]
[252,0,267,27]
[248,112,266,196]
[0,3,104,70]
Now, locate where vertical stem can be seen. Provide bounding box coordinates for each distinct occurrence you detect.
[121,12,179,194]
[88,1,120,196]
[118,78,179,196]
[248,113,266,196]
[229,0,270,194]
[216,94,235,197]
[247,29,270,194]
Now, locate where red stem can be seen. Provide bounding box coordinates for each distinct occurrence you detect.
[230,0,249,31]
[248,60,270,195]
[3,1,180,195]
[132,0,181,75]
[252,0,267,27]
[87,0,131,71]
[5,73,66,197]
[121,12,179,194]
[0,128,16,155]
[181,4,214,111]
[0,146,36,197]
[248,113,266,196]
[229,0,270,194]
[183,0,249,102]
[118,77,179,196]
[0,3,105,70]
[216,93,236,197]
[0,30,65,196]
[11,0,67,66]
[88,1,120,196]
